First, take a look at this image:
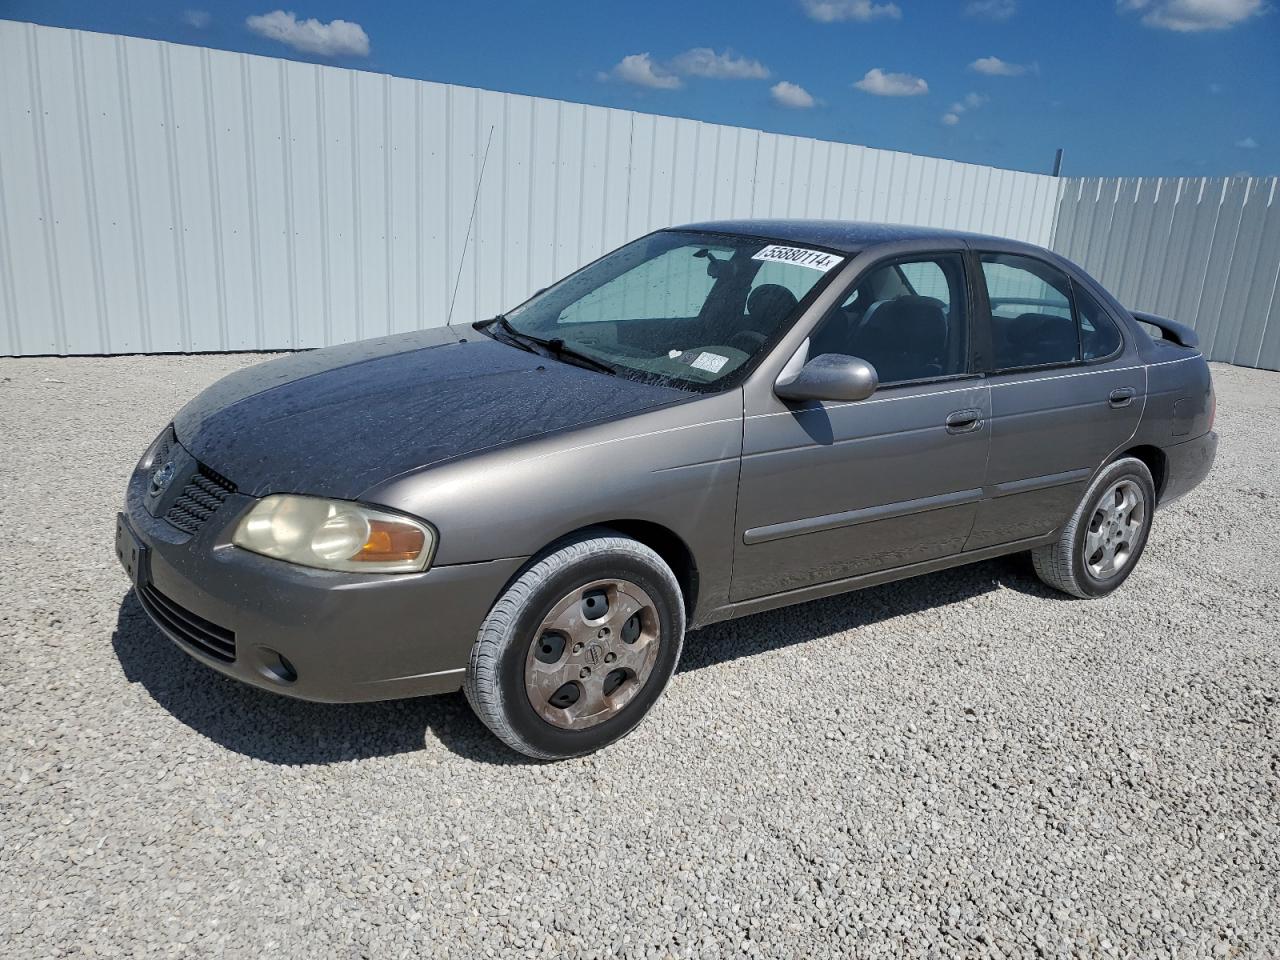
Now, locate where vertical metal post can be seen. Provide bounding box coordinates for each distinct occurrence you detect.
[1052,148,1064,177]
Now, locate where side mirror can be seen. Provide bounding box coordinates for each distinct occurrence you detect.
[775,353,879,403]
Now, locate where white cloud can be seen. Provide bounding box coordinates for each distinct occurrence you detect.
[1118,0,1265,31]
[800,0,902,22]
[965,0,1017,19]
[771,81,816,108]
[670,48,770,80]
[246,10,370,56]
[1236,136,1259,148]
[969,55,1033,76]
[942,92,988,124]
[183,9,211,28]
[853,68,927,96]
[603,49,772,88]
[602,53,683,89]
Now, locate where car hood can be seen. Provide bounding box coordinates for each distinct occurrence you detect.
[173,327,690,500]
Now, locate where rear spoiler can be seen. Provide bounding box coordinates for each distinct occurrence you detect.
[1131,311,1199,349]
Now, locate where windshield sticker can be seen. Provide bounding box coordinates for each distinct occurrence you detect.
[690,351,729,374]
[752,245,844,273]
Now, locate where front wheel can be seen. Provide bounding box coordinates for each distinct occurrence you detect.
[464,531,685,760]
[1032,456,1156,599]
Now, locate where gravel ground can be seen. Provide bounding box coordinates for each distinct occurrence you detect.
[1,355,1277,960]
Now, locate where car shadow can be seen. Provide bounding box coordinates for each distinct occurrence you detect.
[791,403,835,445]
[111,552,1058,767]
[111,592,526,767]
[677,552,1062,674]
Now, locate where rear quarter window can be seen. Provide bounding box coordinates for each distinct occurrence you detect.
[1074,284,1123,360]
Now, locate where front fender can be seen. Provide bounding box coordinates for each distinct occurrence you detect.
[360,390,745,619]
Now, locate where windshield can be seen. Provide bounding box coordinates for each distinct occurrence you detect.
[495,230,845,391]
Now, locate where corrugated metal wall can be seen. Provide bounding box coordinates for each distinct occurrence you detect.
[0,20,1062,357]
[1052,176,1280,371]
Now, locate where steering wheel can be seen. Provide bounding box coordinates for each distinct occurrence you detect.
[728,330,767,353]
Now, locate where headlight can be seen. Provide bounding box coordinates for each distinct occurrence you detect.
[233,495,436,573]
[139,424,175,471]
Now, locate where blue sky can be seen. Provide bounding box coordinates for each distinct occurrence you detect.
[6,0,1277,177]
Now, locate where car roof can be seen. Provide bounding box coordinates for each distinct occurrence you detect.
[671,218,1033,255]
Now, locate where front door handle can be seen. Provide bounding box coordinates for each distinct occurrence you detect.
[945,408,984,434]
[1109,387,1137,408]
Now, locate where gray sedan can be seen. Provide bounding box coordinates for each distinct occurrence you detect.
[116,220,1218,759]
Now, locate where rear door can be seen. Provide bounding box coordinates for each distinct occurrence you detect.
[731,250,991,600]
[965,250,1144,550]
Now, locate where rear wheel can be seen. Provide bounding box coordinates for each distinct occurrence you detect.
[1032,457,1155,599]
[464,531,685,760]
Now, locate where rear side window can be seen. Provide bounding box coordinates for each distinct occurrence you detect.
[980,254,1078,369]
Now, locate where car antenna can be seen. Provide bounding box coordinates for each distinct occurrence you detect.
[447,124,496,328]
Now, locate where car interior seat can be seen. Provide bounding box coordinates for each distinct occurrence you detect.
[746,284,798,332]
[1005,312,1078,367]
[850,295,948,383]
[729,284,799,351]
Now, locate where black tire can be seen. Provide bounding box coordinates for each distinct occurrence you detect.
[464,529,686,760]
[1032,456,1156,599]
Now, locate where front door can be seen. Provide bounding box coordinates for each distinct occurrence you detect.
[731,252,992,601]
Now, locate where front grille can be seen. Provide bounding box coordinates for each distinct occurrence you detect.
[139,582,237,662]
[164,465,236,535]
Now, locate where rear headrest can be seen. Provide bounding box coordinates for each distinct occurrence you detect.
[1012,312,1077,360]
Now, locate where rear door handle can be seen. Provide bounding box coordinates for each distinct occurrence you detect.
[945,408,984,434]
[1109,387,1137,408]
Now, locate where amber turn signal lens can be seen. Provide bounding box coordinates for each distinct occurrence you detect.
[356,520,426,563]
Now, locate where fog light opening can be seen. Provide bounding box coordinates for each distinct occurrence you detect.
[258,648,298,685]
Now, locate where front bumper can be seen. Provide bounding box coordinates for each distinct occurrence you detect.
[118,458,525,703]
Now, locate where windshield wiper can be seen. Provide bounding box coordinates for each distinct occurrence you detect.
[538,338,616,375]
[473,315,615,375]
[473,314,533,350]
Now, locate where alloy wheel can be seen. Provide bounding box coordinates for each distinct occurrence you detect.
[1085,479,1146,580]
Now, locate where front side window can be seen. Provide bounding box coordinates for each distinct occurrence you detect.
[981,254,1079,369]
[500,231,844,391]
[808,254,969,385]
